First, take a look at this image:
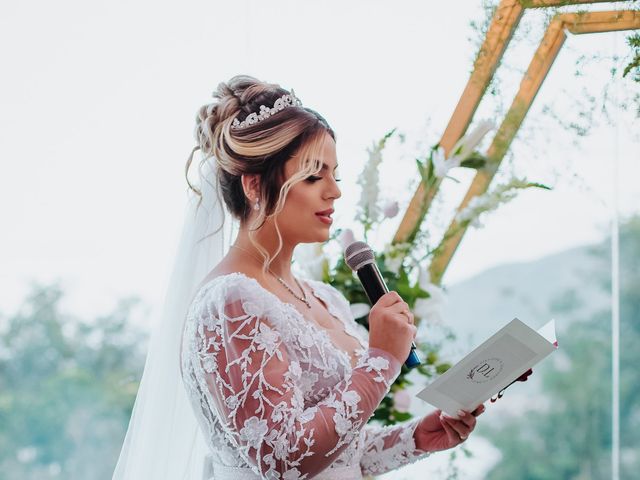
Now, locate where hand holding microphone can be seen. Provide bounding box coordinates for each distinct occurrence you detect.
[344,241,422,368]
[367,291,418,366]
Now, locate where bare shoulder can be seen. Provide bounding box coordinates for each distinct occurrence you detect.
[195,259,272,295]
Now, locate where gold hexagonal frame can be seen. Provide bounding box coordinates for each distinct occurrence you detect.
[391,0,640,284]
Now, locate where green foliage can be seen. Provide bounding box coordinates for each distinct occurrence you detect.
[329,248,452,426]
[0,283,146,479]
[334,127,546,426]
[459,154,488,169]
[469,1,640,135]
[623,32,640,83]
[482,216,640,479]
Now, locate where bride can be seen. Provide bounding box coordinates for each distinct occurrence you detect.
[113,75,483,480]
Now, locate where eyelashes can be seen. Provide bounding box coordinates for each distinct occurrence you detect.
[306,175,342,183]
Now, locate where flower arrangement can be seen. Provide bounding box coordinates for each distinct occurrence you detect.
[294,123,550,425]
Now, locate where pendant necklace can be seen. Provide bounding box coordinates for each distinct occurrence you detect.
[230,245,312,309]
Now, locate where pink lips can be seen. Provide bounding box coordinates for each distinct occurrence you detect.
[315,208,334,225]
[315,208,334,216]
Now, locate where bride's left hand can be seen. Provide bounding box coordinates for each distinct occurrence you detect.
[414,404,485,452]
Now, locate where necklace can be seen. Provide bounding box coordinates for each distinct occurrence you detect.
[230,245,312,309]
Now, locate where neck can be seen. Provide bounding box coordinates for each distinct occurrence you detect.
[231,225,296,280]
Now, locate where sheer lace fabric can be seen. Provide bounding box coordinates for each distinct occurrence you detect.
[181,272,431,479]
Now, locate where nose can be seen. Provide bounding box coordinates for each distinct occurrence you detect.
[326,177,341,200]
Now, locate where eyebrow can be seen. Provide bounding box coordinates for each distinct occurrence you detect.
[320,162,339,171]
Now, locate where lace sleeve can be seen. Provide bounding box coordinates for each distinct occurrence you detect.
[359,418,431,476]
[309,281,433,475]
[186,280,402,479]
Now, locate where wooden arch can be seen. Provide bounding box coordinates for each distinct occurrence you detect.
[391,0,640,284]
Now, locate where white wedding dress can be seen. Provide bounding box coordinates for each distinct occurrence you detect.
[180,271,431,480]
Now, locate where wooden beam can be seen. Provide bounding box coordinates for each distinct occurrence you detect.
[520,0,622,7]
[563,10,640,34]
[393,0,524,245]
[428,9,640,284]
[429,17,567,284]
[391,0,632,246]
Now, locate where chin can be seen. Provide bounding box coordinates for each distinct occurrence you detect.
[308,234,329,244]
[306,229,330,243]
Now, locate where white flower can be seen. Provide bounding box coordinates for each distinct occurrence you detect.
[272,433,289,460]
[450,119,495,161]
[265,468,280,480]
[342,390,361,407]
[382,200,399,219]
[293,242,327,281]
[225,395,239,410]
[384,255,403,275]
[298,406,318,423]
[456,195,489,226]
[414,266,446,325]
[288,361,302,379]
[298,330,315,348]
[393,389,412,413]
[283,468,302,480]
[291,388,305,411]
[298,371,318,393]
[433,120,494,179]
[383,242,410,275]
[333,412,353,436]
[356,141,384,224]
[201,354,217,373]
[255,323,280,355]
[413,298,433,321]
[239,417,269,449]
[338,228,356,250]
[432,146,456,179]
[455,176,526,228]
[271,402,288,423]
[242,299,265,318]
[367,356,390,371]
[349,302,370,319]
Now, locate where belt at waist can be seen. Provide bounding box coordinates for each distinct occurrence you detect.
[209,462,363,480]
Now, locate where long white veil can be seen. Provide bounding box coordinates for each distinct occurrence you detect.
[113,148,236,479]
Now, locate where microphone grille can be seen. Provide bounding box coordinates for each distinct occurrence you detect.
[344,241,375,271]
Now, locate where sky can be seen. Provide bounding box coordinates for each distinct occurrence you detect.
[1,1,638,320]
[1,1,638,478]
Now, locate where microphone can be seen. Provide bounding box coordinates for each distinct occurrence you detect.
[344,241,421,369]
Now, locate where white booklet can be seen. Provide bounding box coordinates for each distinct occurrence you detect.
[416,318,558,418]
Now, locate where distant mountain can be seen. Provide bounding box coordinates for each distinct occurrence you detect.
[442,243,611,352]
[404,242,614,422]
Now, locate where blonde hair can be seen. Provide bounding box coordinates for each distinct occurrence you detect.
[185,75,336,274]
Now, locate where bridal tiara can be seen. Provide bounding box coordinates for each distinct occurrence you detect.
[231,89,302,130]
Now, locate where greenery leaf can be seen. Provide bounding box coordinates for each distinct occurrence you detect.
[460,153,488,169]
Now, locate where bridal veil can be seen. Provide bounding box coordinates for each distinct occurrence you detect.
[112,148,236,479]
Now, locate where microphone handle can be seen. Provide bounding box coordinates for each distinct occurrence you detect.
[357,265,421,369]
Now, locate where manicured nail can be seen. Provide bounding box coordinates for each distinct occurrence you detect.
[457,410,466,417]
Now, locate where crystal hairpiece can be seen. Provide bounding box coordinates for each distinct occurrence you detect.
[231,89,302,130]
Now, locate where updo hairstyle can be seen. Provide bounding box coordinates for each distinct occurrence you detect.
[185,75,335,271]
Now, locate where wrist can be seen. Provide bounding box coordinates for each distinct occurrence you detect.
[413,416,430,453]
[367,346,402,370]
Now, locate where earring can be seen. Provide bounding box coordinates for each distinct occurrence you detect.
[254,199,260,211]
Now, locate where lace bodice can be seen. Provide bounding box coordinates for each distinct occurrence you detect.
[181,272,431,479]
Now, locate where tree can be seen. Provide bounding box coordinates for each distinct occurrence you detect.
[0,283,146,479]
[482,217,640,479]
